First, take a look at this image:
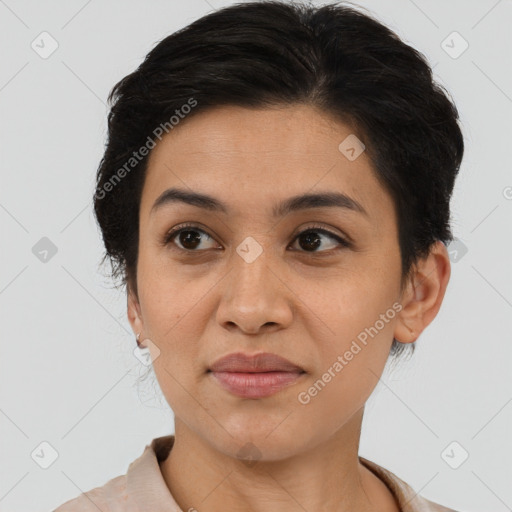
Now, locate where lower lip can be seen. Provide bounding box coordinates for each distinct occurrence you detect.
[210,371,305,399]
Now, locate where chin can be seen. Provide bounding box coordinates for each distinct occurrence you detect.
[208,420,308,463]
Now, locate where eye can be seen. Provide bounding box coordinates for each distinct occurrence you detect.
[289,224,350,253]
[163,223,218,251]
[163,223,351,253]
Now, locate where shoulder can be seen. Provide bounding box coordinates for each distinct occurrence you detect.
[52,437,171,512]
[53,474,135,512]
[359,456,463,512]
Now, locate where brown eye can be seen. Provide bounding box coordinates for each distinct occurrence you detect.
[291,228,348,253]
[164,225,217,251]
[176,229,203,250]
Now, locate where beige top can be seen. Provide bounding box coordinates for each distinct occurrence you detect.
[54,435,460,512]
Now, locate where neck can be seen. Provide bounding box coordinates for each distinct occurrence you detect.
[160,408,398,512]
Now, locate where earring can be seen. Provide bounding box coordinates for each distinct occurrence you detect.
[136,332,141,347]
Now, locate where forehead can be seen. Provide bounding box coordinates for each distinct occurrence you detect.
[140,105,394,223]
[148,104,356,162]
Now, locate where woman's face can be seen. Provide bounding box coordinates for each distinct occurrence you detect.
[129,104,408,460]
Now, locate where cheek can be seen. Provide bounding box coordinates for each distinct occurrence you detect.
[302,260,401,384]
[304,260,400,334]
[137,246,213,331]
[294,299,398,434]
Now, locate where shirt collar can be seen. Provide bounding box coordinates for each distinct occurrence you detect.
[126,435,182,511]
[359,456,445,511]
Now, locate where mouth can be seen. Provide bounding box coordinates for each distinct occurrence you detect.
[209,370,306,399]
[208,352,306,399]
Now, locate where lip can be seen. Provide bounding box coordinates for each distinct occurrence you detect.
[209,351,304,373]
[208,352,306,399]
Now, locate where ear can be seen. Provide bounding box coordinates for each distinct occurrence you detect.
[394,240,451,343]
[127,283,146,348]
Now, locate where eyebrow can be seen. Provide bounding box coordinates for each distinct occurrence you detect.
[151,187,368,218]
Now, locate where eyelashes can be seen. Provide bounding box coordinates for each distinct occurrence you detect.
[162,222,352,255]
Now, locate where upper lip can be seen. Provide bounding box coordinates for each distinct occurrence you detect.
[209,352,305,373]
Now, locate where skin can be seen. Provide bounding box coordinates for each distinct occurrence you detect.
[127,104,451,512]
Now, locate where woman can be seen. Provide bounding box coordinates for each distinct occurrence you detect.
[55,1,464,510]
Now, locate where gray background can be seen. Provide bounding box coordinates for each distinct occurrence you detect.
[1,0,511,510]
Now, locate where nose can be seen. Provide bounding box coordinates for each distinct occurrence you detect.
[216,246,294,335]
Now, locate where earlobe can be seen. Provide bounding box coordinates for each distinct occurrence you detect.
[127,284,144,344]
[393,241,451,344]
